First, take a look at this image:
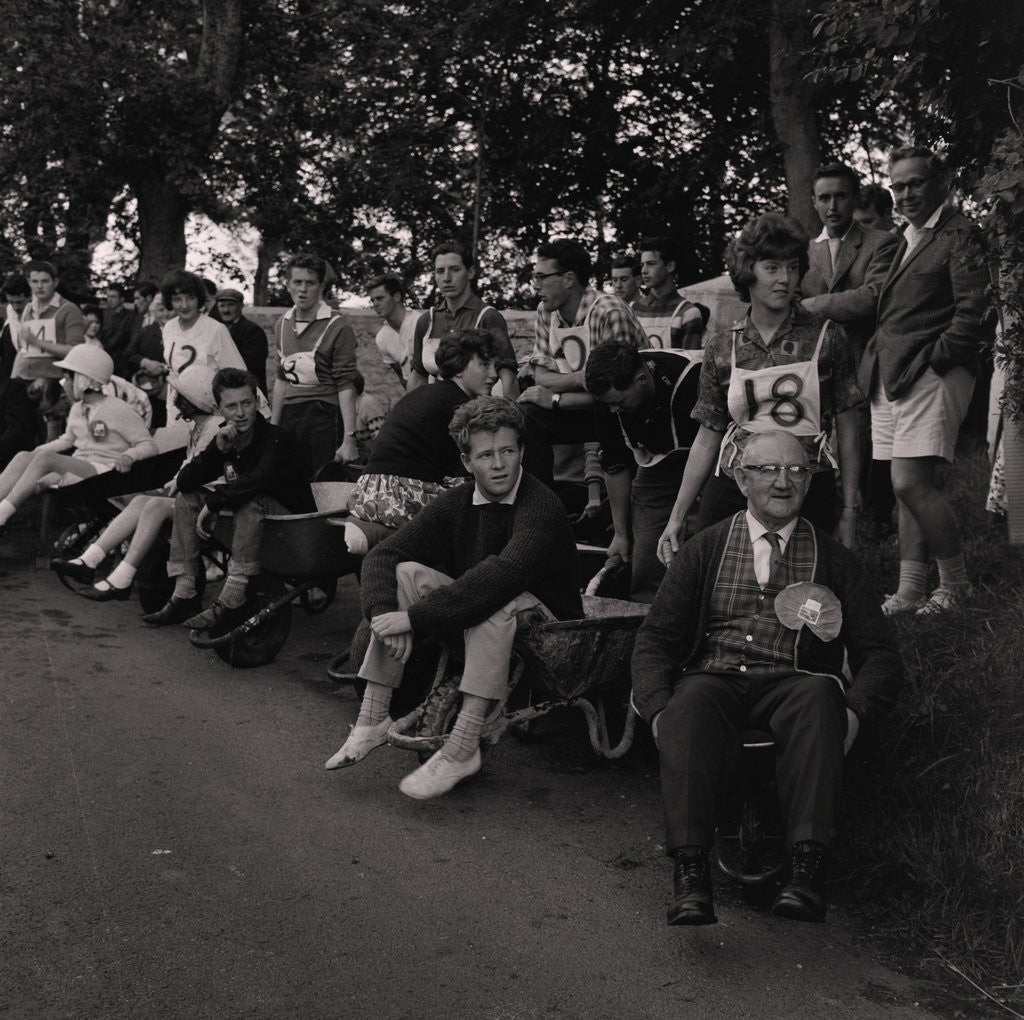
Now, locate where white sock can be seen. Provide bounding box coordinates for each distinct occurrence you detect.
[936,554,969,591]
[355,681,393,727]
[444,701,487,762]
[895,560,929,601]
[343,521,369,555]
[79,543,106,569]
[173,575,198,599]
[103,562,137,589]
[0,498,16,525]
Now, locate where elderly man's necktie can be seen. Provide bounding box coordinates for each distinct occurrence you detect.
[764,531,784,582]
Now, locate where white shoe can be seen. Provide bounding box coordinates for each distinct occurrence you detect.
[916,585,973,616]
[881,591,925,617]
[324,717,391,770]
[398,747,482,800]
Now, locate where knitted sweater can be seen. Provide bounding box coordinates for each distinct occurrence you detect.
[38,393,157,467]
[361,472,583,633]
[631,514,903,726]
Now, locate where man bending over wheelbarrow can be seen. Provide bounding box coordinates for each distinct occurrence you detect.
[325,396,583,799]
[632,430,903,926]
[142,367,315,627]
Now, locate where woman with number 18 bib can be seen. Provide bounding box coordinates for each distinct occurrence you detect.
[657,213,864,565]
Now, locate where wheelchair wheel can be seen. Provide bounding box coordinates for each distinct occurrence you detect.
[213,576,293,668]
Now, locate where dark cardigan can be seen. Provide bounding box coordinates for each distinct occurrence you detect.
[631,513,904,725]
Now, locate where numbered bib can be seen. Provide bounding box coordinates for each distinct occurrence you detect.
[19,318,56,355]
[280,350,319,387]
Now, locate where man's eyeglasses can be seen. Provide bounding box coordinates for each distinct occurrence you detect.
[742,463,811,479]
[890,176,934,195]
[531,270,564,284]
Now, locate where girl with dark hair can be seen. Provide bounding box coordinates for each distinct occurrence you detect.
[657,212,864,563]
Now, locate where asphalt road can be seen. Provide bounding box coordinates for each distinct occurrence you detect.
[1,529,947,1020]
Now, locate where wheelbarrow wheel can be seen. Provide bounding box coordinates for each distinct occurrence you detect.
[213,576,293,668]
[415,679,462,763]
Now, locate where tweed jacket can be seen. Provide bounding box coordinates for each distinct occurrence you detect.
[859,207,993,400]
[800,223,898,357]
[631,513,903,727]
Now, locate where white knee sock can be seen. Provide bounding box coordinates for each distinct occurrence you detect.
[343,522,368,555]
[0,498,16,525]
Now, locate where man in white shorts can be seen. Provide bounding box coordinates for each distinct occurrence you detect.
[861,147,993,615]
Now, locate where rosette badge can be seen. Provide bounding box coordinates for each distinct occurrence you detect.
[774,581,843,641]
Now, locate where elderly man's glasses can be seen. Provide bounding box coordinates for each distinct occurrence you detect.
[742,463,811,479]
[890,176,934,195]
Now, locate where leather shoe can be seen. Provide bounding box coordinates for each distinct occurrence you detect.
[773,841,828,922]
[324,717,392,769]
[667,847,717,925]
[399,747,482,800]
[82,582,132,602]
[182,599,251,631]
[142,595,202,626]
[51,557,96,584]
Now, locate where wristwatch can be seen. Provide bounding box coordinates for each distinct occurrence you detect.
[551,393,561,411]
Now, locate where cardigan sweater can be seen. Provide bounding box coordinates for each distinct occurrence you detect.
[631,513,903,726]
[360,471,583,634]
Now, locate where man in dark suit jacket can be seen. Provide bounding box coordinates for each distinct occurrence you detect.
[860,147,993,617]
[0,375,38,469]
[801,163,899,534]
[801,163,898,359]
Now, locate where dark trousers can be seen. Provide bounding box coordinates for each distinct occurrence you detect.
[658,670,847,851]
[630,453,687,602]
[280,400,338,480]
[695,469,839,536]
[521,403,596,490]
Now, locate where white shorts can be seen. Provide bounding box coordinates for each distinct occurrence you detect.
[871,366,974,462]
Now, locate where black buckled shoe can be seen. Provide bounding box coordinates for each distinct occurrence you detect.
[182,599,251,632]
[772,841,829,923]
[142,595,203,626]
[667,847,717,926]
[82,582,132,602]
[50,557,96,584]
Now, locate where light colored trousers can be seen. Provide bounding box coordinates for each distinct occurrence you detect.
[359,561,547,699]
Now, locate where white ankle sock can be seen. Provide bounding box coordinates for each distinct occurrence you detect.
[936,553,969,591]
[103,562,137,589]
[0,498,16,525]
[355,681,393,727]
[895,560,929,601]
[173,575,198,599]
[79,543,106,569]
[219,574,249,608]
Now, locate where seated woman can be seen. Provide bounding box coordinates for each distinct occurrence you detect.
[343,328,498,551]
[0,345,157,535]
[50,365,221,599]
[657,211,864,563]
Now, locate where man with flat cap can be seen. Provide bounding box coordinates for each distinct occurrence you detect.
[216,288,269,395]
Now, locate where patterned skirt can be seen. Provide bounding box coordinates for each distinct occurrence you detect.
[349,472,465,529]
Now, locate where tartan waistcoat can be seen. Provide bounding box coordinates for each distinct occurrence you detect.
[696,513,819,675]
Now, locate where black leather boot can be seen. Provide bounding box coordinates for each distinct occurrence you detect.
[667,847,717,926]
[773,840,828,922]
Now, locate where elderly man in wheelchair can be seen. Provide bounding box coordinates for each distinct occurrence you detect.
[325,396,583,799]
[631,430,903,926]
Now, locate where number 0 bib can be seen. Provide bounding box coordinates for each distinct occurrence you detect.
[548,302,595,374]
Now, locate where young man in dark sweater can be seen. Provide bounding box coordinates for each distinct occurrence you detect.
[326,396,583,799]
[632,431,902,926]
[142,368,314,628]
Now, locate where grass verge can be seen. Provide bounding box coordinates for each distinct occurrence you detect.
[836,440,1024,1010]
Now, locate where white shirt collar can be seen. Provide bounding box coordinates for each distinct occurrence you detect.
[814,224,852,243]
[904,203,946,250]
[29,292,62,316]
[284,300,333,323]
[745,509,799,547]
[472,467,524,506]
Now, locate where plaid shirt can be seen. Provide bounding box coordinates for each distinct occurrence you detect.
[632,292,705,350]
[696,514,819,675]
[530,288,647,371]
[692,305,863,471]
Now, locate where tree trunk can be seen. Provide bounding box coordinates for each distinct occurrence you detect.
[253,235,282,305]
[134,173,190,284]
[768,0,822,233]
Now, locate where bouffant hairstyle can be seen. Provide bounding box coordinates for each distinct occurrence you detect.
[435,327,497,380]
[448,396,526,455]
[725,213,809,302]
[160,269,206,309]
